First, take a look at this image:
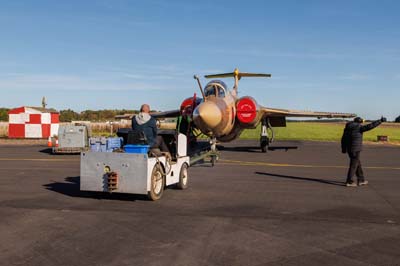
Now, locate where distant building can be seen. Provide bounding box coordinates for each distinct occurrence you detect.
[8,106,59,138]
[115,113,133,126]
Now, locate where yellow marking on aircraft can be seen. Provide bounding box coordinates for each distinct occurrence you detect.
[0,158,78,162]
[219,159,400,170]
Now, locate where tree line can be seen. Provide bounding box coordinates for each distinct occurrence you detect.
[1,107,400,122]
[59,109,139,122]
[0,108,9,121]
[0,108,139,122]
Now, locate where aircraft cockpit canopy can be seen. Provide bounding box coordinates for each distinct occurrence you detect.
[204,80,227,98]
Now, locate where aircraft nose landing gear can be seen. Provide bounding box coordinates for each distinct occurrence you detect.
[210,137,219,166]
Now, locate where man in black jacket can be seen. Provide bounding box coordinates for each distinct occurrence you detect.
[341,116,386,187]
[132,104,169,153]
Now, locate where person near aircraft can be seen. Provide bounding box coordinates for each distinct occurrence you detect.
[132,104,169,153]
[176,107,191,135]
[176,106,200,150]
[341,116,386,187]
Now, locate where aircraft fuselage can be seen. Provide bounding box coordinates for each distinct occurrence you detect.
[192,80,258,142]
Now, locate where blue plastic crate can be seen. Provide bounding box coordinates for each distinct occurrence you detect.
[89,137,99,144]
[100,143,107,152]
[90,143,100,152]
[124,145,150,154]
[89,137,101,152]
[107,137,123,150]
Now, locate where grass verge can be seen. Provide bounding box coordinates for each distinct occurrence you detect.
[241,122,400,143]
[1,121,399,144]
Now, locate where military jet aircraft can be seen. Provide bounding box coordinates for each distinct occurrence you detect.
[153,68,356,152]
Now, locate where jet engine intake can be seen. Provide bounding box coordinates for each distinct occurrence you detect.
[180,96,202,115]
[236,96,259,127]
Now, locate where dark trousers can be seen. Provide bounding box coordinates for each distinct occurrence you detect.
[152,135,169,152]
[346,151,365,183]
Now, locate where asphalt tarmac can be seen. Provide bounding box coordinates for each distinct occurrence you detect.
[0,140,399,266]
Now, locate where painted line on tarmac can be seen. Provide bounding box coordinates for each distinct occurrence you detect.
[0,158,78,162]
[219,159,400,170]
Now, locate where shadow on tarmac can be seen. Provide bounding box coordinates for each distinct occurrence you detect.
[255,172,346,187]
[43,176,149,201]
[39,148,53,154]
[218,145,298,153]
[217,145,260,153]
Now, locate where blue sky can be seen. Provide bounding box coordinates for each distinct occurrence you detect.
[0,0,399,120]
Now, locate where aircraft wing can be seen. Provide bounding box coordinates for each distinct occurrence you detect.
[115,114,133,119]
[151,109,181,119]
[260,106,356,118]
[114,109,181,120]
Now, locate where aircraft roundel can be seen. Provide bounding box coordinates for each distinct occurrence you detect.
[236,97,257,124]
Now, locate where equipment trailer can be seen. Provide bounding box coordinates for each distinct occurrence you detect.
[52,124,90,154]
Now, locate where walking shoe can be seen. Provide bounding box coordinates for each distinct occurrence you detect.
[358,180,369,186]
[346,182,357,187]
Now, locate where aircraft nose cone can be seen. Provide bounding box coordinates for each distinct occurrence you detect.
[193,102,222,129]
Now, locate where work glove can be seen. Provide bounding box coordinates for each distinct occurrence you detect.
[380,116,387,122]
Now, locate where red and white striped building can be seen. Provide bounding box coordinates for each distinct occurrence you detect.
[8,107,59,138]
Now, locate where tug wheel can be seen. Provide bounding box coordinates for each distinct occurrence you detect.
[177,163,189,189]
[148,164,165,201]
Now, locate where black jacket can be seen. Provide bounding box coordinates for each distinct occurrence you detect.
[341,120,382,153]
[131,115,157,146]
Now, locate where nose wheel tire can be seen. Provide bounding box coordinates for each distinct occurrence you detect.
[148,164,165,201]
[177,163,189,189]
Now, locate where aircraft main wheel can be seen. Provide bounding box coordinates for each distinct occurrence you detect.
[261,145,267,153]
[211,155,216,167]
[260,137,269,153]
[177,163,189,189]
[148,164,165,201]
